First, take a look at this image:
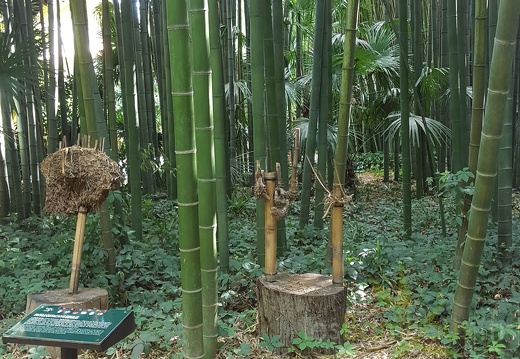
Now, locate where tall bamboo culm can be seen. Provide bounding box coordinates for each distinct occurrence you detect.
[208,0,230,272]
[450,0,520,339]
[298,0,325,229]
[332,0,359,283]
[249,0,267,266]
[166,0,204,356]
[189,0,218,356]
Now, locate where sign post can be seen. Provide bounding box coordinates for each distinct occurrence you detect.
[2,305,135,359]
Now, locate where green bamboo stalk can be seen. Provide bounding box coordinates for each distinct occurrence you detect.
[412,0,423,198]
[262,1,286,252]
[314,0,331,228]
[166,0,204,356]
[57,0,69,143]
[71,0,117,273]
[21,0,41,216]
[102,0,118,159]
[335,0,359,191]
[264,1,281,174]
[497,80,513,266]
[331,0,359,283]
[189,0,218,356]
[0,134,9,217]
[161,0,177,199]
[450,0,520,337]
[208,0,230,272]
[2,98,24,219]
[250,0,267,266]
[299,0,325,229]
[455,0,487,268]
[447,0,462,171]
[47,0,58,153]
[120,0,143,241]
[272,0,287,253]
[272,0,288,186]
[456,0,468,167]
[131,0,152,194]
[399,0,411,239]
[140,0,158,187]
[226,0,236,170]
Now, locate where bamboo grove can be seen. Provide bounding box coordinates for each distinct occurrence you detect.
[0,0,519,356]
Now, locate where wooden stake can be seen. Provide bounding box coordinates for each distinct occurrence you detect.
[290,129,300,193]
[264,172,277,275]
[331,202,344,284]
[69,207,88,294]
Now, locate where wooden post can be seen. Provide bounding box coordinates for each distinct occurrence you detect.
[69,207,88,294]
[264,172,277,275]
[61,348,78,359]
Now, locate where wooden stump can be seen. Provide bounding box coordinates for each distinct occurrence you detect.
[25,288,108,358]
[257,273,346,354]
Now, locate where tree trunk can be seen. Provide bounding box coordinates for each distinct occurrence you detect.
[257,273,346,354]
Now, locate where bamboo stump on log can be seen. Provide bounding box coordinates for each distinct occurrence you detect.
[257,273,346,354]
[25,288,108,358]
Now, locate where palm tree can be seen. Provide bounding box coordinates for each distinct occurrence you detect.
[450,0,520,340]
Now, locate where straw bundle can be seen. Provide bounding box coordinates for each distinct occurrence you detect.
[41,145,121,215]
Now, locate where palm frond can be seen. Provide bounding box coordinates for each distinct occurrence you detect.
[0,30,38,111]
[384,112,452,148]
[415,66,449,100]
[224,79,252,106]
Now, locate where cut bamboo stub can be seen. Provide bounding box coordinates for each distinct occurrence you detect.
[331,203,344,284]
[264,172,277,275]
[69,207,88,294]
[289,129,300,194]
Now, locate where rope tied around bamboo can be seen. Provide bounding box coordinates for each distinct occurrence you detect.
[40,139,122,215]
[253,161,291,221]
[306,156,352,218]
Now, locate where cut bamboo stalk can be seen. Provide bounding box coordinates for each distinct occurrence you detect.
[264,172,277,275]
[331,201,344,284]
[276,162,283,187]
[290,129,300,193]
[69,207,88,294]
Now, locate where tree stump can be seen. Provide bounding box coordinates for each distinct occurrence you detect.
[25,288,108,358]
[257,273,346,354]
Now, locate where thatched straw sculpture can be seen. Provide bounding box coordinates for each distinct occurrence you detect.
[41,144,121,215]
[41,139,122,294]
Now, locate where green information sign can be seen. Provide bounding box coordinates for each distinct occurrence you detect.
[2,304,135,351]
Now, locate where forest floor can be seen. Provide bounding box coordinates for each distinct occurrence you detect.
[1,172,519,358]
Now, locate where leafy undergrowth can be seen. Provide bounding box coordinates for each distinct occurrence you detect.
[0,172,519,358]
